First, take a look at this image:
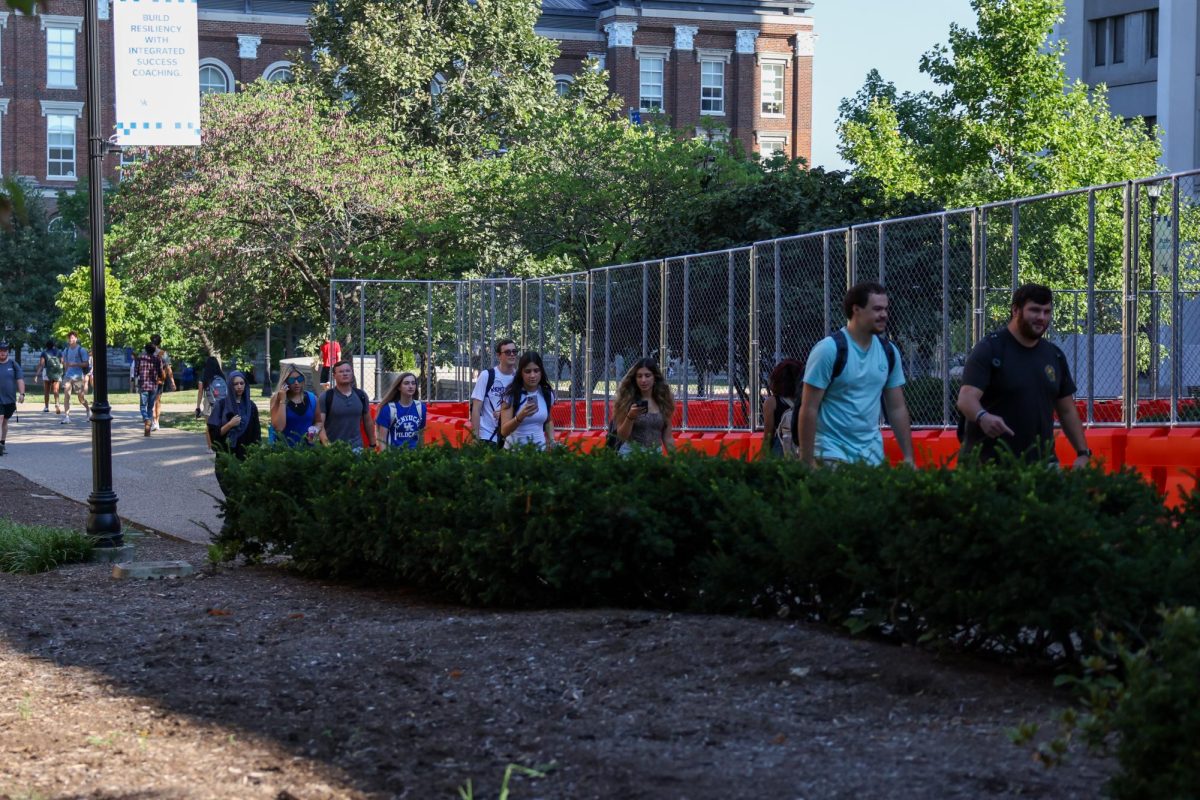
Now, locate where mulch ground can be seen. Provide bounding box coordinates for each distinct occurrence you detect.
[0,467,1112,800]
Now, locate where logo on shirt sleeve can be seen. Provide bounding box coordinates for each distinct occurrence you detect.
[1044,364,1057,383]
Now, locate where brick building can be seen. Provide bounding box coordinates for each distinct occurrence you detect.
[0,0,814,208]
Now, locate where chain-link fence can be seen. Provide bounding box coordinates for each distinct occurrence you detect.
[332,169,1200,431]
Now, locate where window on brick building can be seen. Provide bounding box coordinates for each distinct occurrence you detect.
[265,64,294,83]
[199,64,232,95]
[639,57,663,112]
[759,137,787,162]
[761,62,785,116]
[554,76,573,97]
[46,26,77,89]
[700,60,725,114]
[46,114,76,180]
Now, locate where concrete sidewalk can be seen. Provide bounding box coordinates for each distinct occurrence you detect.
[0,403,225,544]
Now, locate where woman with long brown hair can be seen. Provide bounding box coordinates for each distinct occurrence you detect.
[610,357,675,455]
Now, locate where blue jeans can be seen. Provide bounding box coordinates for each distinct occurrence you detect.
[139,390,157,422]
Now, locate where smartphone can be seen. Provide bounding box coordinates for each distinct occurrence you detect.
[635,399,649,412]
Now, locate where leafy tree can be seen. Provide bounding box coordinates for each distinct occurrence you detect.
[464,112,715,272]
[307,0,566,159]
[109,81,448,352]
[837,0,1159,206]
[0,179,77,352]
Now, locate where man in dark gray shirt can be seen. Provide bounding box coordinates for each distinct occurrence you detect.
[0,340,27,455]
[318,360,378,450]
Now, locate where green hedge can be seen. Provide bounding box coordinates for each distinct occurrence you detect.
[215,444,1200,661]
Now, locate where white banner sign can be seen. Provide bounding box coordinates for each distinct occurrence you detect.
[112,0,201,147]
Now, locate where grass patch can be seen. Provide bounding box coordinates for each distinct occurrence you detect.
[157,411,209,434]
[0,520,93,574]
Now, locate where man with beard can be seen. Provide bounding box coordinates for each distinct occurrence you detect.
[797,281,914,467]
[957,283,1090,466]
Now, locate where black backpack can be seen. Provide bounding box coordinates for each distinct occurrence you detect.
[323,387,370,420]
[787,330,900,451]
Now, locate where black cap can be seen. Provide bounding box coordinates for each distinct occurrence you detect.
[0,340,10,350]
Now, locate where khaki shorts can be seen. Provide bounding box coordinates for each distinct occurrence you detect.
[64,377,87,395]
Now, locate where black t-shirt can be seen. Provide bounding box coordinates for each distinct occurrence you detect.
[960,327,1076,463]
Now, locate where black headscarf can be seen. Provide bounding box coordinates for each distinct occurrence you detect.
[220,370,254,450]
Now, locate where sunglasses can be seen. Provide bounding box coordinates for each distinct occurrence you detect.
[286,376,305,385]
[500,348,519,355]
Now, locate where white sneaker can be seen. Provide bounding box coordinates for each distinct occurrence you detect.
[151,421,160,431]
[61,413,70,425]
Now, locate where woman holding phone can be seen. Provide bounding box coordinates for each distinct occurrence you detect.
[611,358,675,455]
[499,352,556,450]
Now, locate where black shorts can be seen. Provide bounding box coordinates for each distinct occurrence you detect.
[1,403,15,419]
[320,366,332,383]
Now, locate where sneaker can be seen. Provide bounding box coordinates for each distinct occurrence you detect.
[0,442,6,456]
[144,420,152,437]
[151,421,159,432]
[43,406,49,413]
[61,413,70,425]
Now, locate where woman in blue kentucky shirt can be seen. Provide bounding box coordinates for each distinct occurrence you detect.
[375,372,426,450]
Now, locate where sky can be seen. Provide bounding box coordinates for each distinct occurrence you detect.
[810,0,978,171]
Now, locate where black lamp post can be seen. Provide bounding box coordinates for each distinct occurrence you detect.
[1147,182,1162,401]
[83,0,122,547]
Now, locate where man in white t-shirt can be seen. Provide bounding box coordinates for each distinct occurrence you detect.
[469,338,518,446]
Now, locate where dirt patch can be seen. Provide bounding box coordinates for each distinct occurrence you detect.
[0,468,1110,799]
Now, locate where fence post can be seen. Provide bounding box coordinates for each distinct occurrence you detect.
[426,283,434,401]
[328,280,337,356]
[846,225,856,288]
[682,256,691,430]
[520,279,528,352]
[358,280,366,390]
[749,246,760,430]
[1122,181,1137,428]
[727,250,735,430]
[1010,203,1020,290]
[659,260,669,373]
[1171,177,1182,422]
[973,208,985,345]
[585,271,594,430]
[641,262,649,360]
[773,240,782,364]
[1086,191,1096,425]
[878,223,886,283]
[941,214,951,426]
[822,233,831,334]
[604,268,612,427]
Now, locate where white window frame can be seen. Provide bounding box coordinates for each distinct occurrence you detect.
[0,98,7,176]
[700,59,725,115]
[263,60,295,83]
[0,13,8,87]
[757,132,788,163]
[638,56,665,112]
[760,59,786,117]
[45,112,80,181]
[42,16,83,90]
[199,58,235,96]
[554,74,574,97]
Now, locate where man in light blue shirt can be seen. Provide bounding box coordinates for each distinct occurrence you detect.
[798,282,915,466]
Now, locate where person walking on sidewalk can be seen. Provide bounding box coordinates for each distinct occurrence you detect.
[469,338,518,446]
[797,282,915,467]
[318,360,377,451]
[0,341,26,456]
[270,366,322,447]
[36,340,63,415]
[132,342,164,437]
[149,334,175,432]
[61,332,90,424]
